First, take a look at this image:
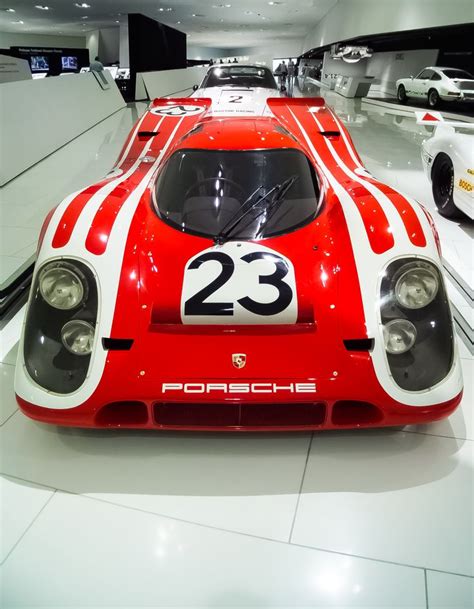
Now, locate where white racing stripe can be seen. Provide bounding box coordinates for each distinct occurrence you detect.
[287,107,462,407]
[331,111,435,246]
[15,115,187,409]
[115,106,150,168]
[68,114,166,249]
[310,112,410,248]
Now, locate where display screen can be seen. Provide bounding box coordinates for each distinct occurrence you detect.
[62,56,78,70]
[30,56,49,71]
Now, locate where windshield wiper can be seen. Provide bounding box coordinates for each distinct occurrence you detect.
[254,175,299,237]
[214,175,298,245]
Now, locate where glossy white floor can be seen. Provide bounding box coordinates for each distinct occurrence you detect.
[1,97,474,609]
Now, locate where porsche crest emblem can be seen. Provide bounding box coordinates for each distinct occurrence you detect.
[232,353,247,369]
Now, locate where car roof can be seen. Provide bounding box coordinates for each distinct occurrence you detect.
[174,117,303,152]
[208,64,270,70]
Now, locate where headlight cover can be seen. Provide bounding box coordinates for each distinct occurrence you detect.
[61,320,95,356]
[380,258,453,391]
[39,262,87,310]
[383,319,417,354]
[394,262,439,310]
[24,259,98,394]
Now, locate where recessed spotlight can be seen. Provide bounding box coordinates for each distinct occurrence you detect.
[74,3,90,8]
[12,20,24,24]
[176,21,181,24]
[35,5,50,10]
[81,15,88,19]
[115,20,120,23]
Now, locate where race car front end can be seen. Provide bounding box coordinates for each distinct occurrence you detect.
[15,97,463,430]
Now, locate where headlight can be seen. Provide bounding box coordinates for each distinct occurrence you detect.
[394,262,439,309]
[39,262,86,310]
[383,319,417,355]
[61,320,95,356]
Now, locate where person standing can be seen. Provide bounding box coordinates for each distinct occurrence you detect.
[287,59,295,95]
[90,56,104,72]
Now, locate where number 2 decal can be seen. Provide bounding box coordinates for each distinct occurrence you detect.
[181,243,298,325]
[228,95,244,104]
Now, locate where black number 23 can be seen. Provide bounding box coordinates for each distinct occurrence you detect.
[184,251,293,317]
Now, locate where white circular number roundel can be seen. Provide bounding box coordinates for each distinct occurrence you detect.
[150,104,205,117]
[181,242,298,325]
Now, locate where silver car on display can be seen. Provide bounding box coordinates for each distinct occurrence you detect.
[397,67,474,108]
[192,64,281,116]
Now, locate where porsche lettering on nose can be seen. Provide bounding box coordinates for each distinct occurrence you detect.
[232,353,246,369]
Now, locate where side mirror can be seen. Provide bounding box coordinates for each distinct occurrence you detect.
[192,84,199,91]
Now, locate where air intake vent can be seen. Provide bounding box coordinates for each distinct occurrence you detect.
[138,131,159,139]
[319,130,340,137]
[102,338,134,351]
[343,338,374,351]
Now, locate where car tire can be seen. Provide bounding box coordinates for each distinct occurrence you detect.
[397,85,407,104]
[428,88,440,108]
[431,153,461,219]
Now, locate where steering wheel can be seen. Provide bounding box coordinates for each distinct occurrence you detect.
[184,177,246,199]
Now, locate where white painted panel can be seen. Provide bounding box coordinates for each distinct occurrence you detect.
[136,66,208,100]
[0,55,31,84]
[0,70,126,186]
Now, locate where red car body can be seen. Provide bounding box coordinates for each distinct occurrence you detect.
[15,97,463,430]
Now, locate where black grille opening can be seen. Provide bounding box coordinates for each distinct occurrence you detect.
[343,338,375,351]
[153,402,326,428]
[102,338,134,351]
[96,402,149,426]
[332,401,383,426]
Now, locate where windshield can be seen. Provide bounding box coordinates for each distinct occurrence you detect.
[442,69,473,80]
[202,66,278,89]
[153,149,320,240]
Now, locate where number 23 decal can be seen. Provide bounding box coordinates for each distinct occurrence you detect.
[181,244,298,325]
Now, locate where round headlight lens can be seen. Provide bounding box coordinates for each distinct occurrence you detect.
[383,319,417,355]
[61,320,95,356]
[395,263,439,309]
[39,263,86,310]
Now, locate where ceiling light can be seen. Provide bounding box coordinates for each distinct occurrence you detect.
[81,15,88,19]
[2,7,15,11]
[74,3,90,8]
[12,20,24,24]
[35,5,50,9]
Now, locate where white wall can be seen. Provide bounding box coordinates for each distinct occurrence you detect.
[135,66,208,100]
[227,40,302,67]
[0,32,86,49]
[187,45,228,60]
[0,71,125,185]
[119,23,129,68]
[366,48,439,97]
[303,0,473,53]
[86,30,99,62]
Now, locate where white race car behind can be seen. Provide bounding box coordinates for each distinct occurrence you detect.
[421,118,474,219]
[397,67,474,108]
[192,64,281,116]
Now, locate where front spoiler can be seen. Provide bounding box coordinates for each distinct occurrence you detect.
[17,391,462,431]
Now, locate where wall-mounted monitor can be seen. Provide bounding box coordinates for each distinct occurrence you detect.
[30,55,49,71]
[62,56,78,70]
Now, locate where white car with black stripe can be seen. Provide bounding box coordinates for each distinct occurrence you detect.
[397,67,474,108]
[192,64,281,116]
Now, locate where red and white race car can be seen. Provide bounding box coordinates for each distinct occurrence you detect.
[15,97,463,430]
